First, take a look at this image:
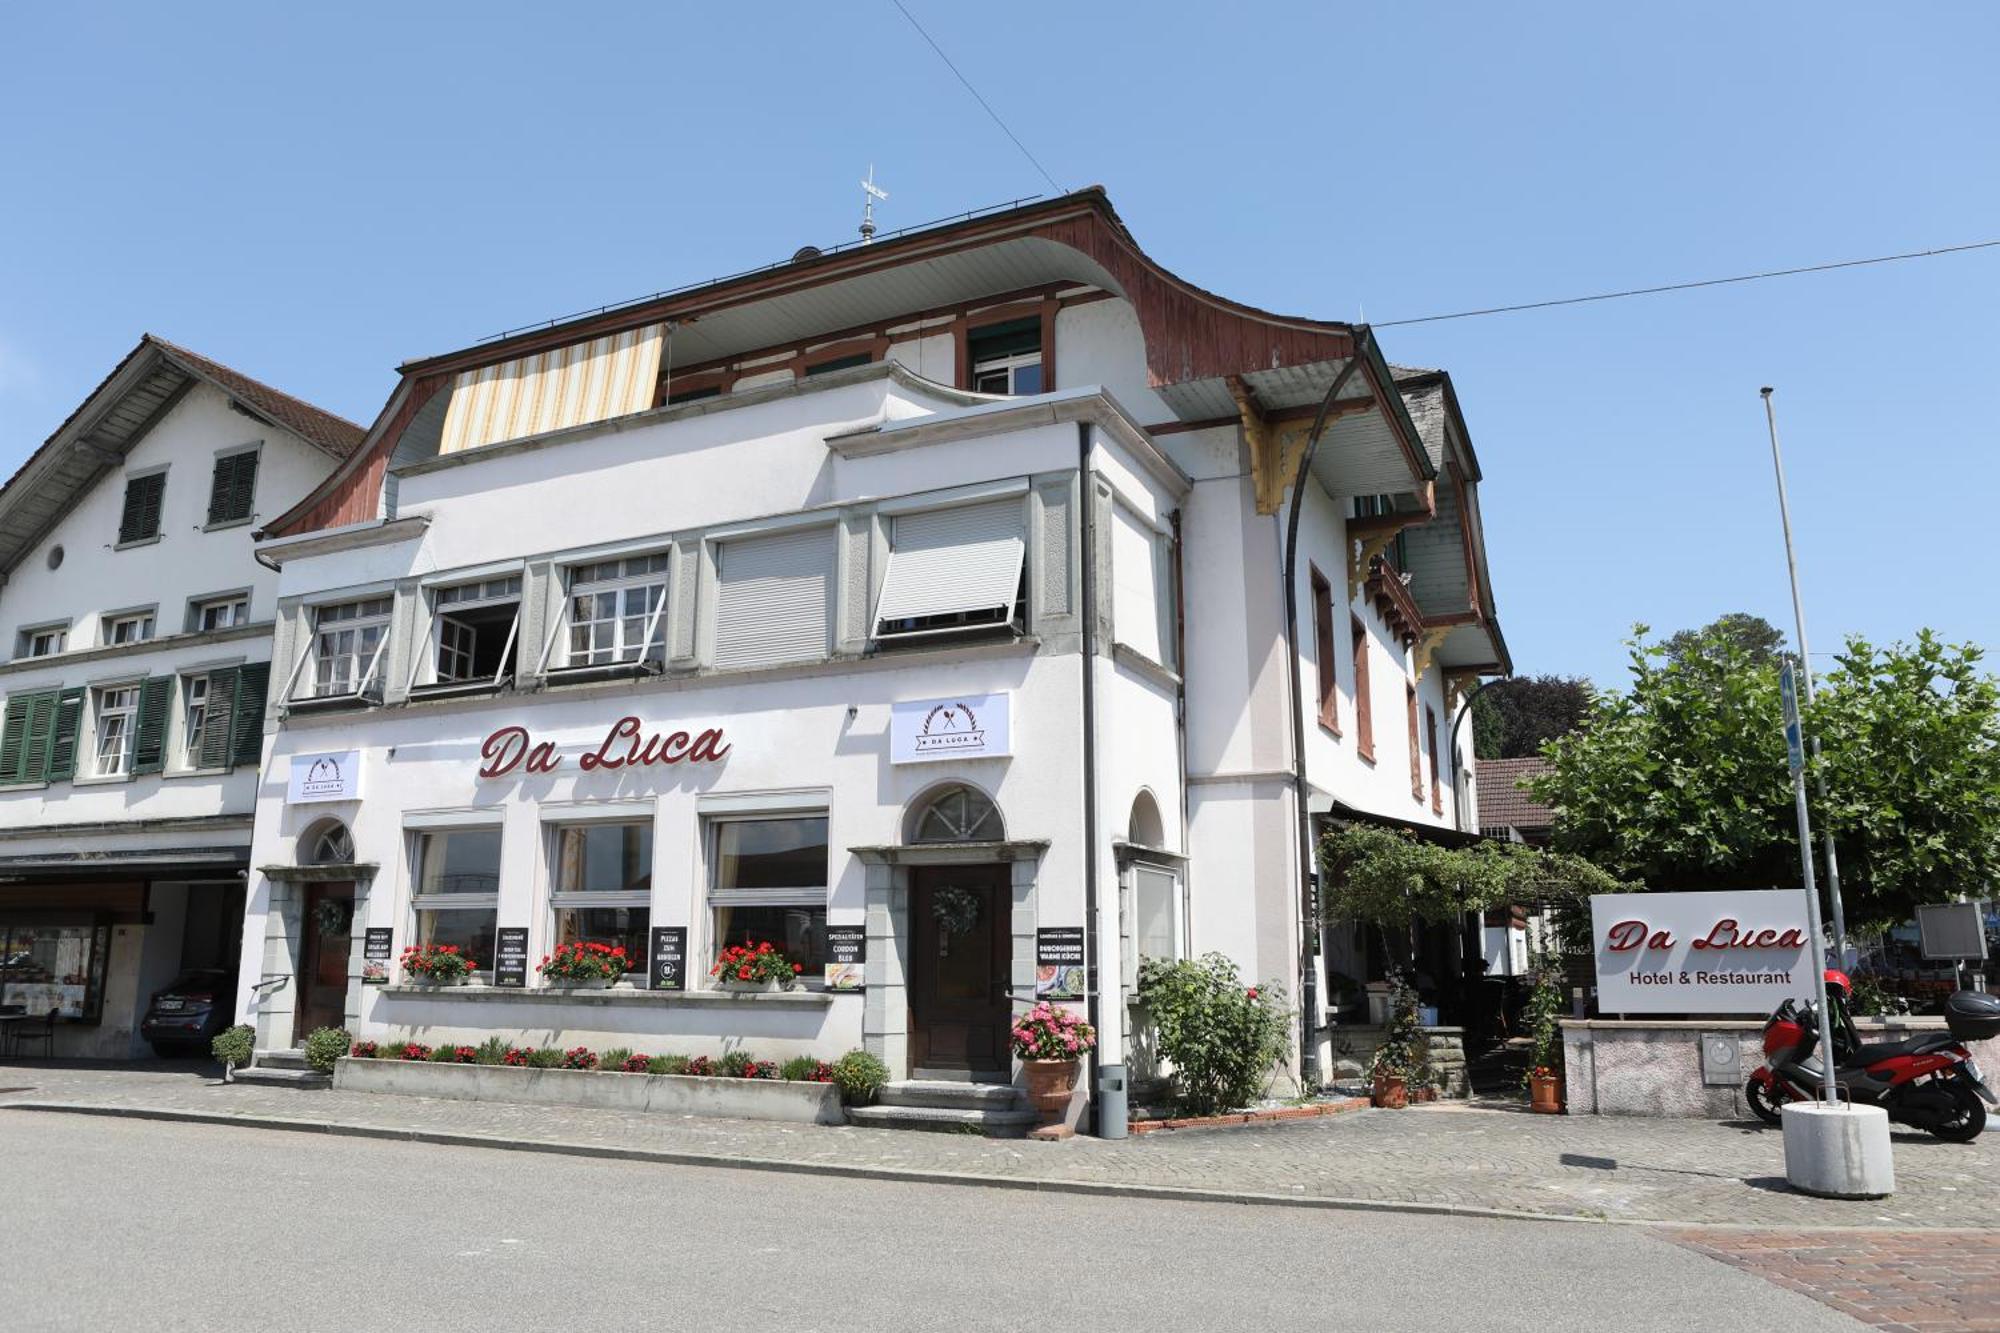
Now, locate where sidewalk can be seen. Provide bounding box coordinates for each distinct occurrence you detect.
[5,1062,1997,1229]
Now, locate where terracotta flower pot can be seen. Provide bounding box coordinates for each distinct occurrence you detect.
[1023,1058,1080,1116]
[1372,1073,1408,1109]
[1529,1070,1563,1115]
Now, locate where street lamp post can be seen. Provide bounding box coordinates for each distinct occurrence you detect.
[1760,387,1849,960]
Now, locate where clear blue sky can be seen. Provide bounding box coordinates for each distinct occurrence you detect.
[2,4,1993,687]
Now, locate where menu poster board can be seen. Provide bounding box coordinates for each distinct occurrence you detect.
[825,925,866,991]
[1035,927,1086,1000]
[493,928,530,989]
[362,928,393,986]
[649,926,688,992]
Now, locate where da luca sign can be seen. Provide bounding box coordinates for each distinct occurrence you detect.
[1590,890,1813,1015]
[890,693,1011,764]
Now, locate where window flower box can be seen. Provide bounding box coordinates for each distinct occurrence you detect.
[537,941,628,987]
[710,940,803,992]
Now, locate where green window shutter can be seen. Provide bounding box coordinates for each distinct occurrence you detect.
[22,690,62,781]
[198,667,239,771]
[130,677,174,776]
[207,452,259,526]
[0,694,32,784]
[119,473,166,545]
[229,661,271,769]
[44,688,86,782]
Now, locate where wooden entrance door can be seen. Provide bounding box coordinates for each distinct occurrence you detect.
[909,865,1012,1077]
[294,882,354,1044]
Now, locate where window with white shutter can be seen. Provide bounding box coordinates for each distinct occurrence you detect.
[713,528,833,669]
[1111,504,1172,667]
[872,498,1026,641]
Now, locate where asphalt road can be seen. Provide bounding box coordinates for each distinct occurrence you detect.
[0,1113,1858,1332]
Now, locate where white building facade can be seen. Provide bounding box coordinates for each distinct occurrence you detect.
[233,191,1509,1123]
[0,337,358,1055]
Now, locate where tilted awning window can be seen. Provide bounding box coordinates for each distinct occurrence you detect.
[873,497,1026,640]
[438,324,664,455]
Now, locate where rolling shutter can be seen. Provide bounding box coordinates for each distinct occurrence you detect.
[207,451,259,526]
[230,661,271,768]
[118,473,166,545]
[1111,506,1166,664]
[713,528,833,669]
[199,667,239,771]
[130,677,174,776]
[0,694,34,784]
[872,498,1026,639]
[44,687,86,782]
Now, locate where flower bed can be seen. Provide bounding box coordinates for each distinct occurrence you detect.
[333,1037,883,1126]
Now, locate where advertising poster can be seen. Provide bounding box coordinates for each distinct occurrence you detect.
[361,928,393,985]
[493,928,529,988]
[1035,927,1086,1000]
[824,925,866,991]
[649,926,688,992]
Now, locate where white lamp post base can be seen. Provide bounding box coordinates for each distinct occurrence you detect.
[1782,1101,1895,1198]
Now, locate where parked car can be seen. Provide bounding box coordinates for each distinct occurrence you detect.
[139,970,236,1057]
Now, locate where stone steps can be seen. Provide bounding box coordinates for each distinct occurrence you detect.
[854,1079,1037,1136]
[233,1049,329,1089]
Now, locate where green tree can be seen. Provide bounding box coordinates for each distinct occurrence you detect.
[1663,612,1788,667]
[1471,674,1592,760]
[1530,624,2000,933]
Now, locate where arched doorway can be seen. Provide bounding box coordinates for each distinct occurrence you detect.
[293,819,356,1043]
[904,784,1012,1078]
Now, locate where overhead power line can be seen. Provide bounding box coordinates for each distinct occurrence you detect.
[1375,238,2000,328]
[889,0,1064,195]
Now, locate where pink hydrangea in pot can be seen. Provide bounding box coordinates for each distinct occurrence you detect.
[1011,1001,1097,1124]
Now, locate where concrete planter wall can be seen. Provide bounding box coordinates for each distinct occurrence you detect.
[1562,1017,2000,1118]
[332,1057,846,1126]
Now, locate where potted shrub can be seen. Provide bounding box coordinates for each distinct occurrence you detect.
[1011,1001,1097,1126]
[537,941,628,989]
[1371,976,1429,1109]
[1522,946,1565,1114]
[710,940,803,993]
[211,1023,255,1083]
[303,1026,350,1074]
[400,943,476,986]
[829,1048,888,1105]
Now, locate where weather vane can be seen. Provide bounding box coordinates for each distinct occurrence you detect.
[860,165,888,244]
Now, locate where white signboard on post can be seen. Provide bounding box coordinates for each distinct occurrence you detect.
[1590,890,1813,1015]
[287,750,360,803]
[890,693,1011,764]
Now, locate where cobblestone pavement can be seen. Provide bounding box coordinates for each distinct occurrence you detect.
[1672,1229,2000,1331]
[5,1061,2000,1230]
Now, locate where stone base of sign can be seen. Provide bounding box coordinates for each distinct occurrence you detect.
[1782,1101,1895,1198]
[1562,1018,2000,1118]
[331,1057,846,1125]
[1324,1025,1469,1099]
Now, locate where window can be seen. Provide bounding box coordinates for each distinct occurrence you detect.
[305,597,392,698]
[104,611,155,646]
[550,821,651,974]
[429,576,521,685]
[1111,504,1173,666]
[563,555,668,669]
[411,828,501,970]
[1426,703,1443,814]
[0,687,77,785]
[180,675,209,768]
[873,499,1026,641]
[0,920,110,1020]
[206,449,260,526]
[118,471,167,545]
[1351,616,1374,761]
[1134,865,1183,963]
[194,595,250,632]
[968,318,1043,395]
[21,625,66,659]
[713,528,832,668]
[1311,568,1338,733]
[303,819,354,865]
[708,815,829,979]
[1406,683,1423,802]
[909,785,1003,843]
[93,685,140,777]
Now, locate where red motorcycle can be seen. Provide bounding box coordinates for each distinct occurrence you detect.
[1748,970,2000,1142]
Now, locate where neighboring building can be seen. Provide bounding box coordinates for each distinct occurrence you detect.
[232,188,1508,1124]
[0,337,361,1056]
[1477,756,1555,844]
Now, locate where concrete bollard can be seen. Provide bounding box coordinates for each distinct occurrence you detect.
[1781,1101,1894,1199]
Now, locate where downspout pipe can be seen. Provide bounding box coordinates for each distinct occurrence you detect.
[1077,421,1120,1135]
[1280,335,1368,1092]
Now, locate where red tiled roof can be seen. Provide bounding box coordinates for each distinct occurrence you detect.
[148,336,366,460]
[1477,757,1554,831]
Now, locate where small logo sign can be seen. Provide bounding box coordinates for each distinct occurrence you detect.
[287,750,360,803]
[891,692,1011,764]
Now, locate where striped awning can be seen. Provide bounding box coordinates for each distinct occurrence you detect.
[438,324,665,455]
